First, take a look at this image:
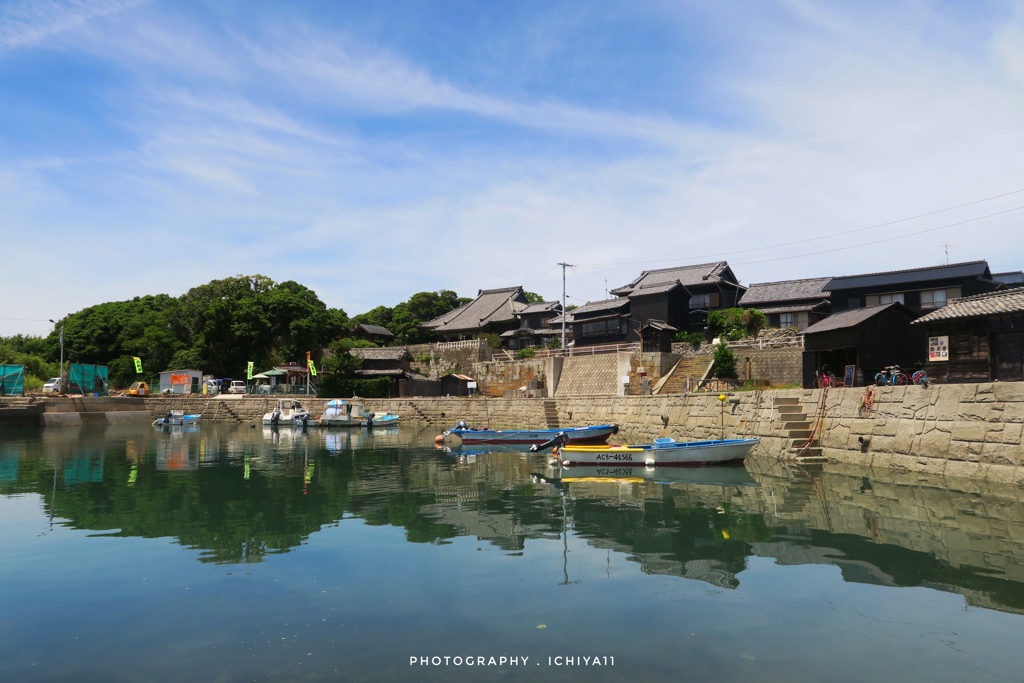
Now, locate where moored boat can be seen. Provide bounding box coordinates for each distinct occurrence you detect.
[317,399,367,428]
[153,411,202,427]
[262,399,313,426]
[539,435,759,467]
[442,422,618,446]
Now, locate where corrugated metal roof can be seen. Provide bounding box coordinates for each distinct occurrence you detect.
[801,303,903,335]
[824,261,990,292]
[912,288,1024,324]
[739,277,832,305]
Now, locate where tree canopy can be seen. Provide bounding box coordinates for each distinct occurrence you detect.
[352,290,469,345]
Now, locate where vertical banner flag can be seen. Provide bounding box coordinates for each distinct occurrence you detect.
[247,361,254,380]
[133,357,143,373]
[308,358,317,377]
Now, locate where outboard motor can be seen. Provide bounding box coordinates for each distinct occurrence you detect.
[455,420,469,430]
[530,432,570,453]
[297,413,309,428]
[270,409,281,426]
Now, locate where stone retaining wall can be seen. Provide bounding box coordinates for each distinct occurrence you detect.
[109,381,1024,476]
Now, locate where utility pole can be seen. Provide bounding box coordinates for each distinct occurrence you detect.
[558,262,574,351]
[49,319,65,391]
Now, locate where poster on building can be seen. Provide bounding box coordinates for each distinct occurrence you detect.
[928,335,949,362]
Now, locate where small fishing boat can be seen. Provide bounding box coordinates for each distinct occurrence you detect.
[442,422,618,446]
[153,410,202,427]
[369,412,400,426]
[262,399,313,427]
[535,435,759,467]
[317,399,379,428]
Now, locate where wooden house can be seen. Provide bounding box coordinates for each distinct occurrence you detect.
[800,303,925,388]
[501,301,563,350]
[352,324,395,346]
[554,298,632,347]
[739,277,832,331]
[825,261,1000,314]
[912,288,1024,383]
[610,261,745,332]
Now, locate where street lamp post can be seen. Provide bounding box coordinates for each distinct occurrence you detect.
[49,319,65,391]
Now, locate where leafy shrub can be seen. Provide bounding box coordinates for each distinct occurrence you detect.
[319,377,391,398]
[476,333,502,349]
[712,342,737,379]
[673,331,704,348]
[707,308,766,340]
[514,348,536,359]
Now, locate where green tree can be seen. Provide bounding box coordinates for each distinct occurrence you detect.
[712,341,737,379]
[523,291,545,304]
[355,290,469,345]
[707,308,766,341]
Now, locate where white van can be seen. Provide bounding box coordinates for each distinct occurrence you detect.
[228,380,248,394]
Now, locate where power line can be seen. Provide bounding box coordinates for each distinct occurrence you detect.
[575,188,1024,268]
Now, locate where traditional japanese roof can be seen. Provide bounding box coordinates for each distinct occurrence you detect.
[354,368,428,380]
[739,277,832,306]
[912,288,1024,324]
[353,324,394,337]
[421,286,526,334]
[993,271,1024,286]
[500,327,558,337]
[630,281,684,296]
[641,319,678,332]
[824,261,991,292]
[610,261,740,296]
[801,303,907,335]
[751,302,830,315]
[514,301,561,315]
[348,347,412,361]
[550,298,629,324]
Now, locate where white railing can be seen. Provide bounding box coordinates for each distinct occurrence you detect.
[436,339,487,351]
[531,342,639,359]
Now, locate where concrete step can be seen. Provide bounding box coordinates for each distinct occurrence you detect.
[796,448,824,459]
[789,438,819,449]
[782,420,810,429]
[787,429,813,439]
[774,397,801,406]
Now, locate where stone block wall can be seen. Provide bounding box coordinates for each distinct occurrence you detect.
[471,359,548,398]
[732,346,803,385]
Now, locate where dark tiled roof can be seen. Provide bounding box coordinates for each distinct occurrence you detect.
[752,301,830,315]
[354,368,428,380]
[550,298,629,323]
[912,288,1024,324]
[824,261,990,292]
[349,347,412,361]
[610,261,737,295]
[739,277,832,306]
[802,303,904,334]
[631,282,684,296]
[515,301,561,315]
[500,327,557,337]
[994,271,1024,285]
[421,286,526,333]
[354,324,394,337]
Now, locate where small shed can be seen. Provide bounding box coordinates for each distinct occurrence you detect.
[800,303,924,388]
[352,324,395,346]
[440,373,475,396]
[912,288,1024,383]
[159,369,203,395]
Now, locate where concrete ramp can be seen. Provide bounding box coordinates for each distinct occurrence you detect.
[554,354,620,396]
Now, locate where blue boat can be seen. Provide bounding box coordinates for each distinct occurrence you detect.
[153,411,202,427]
[443,422,618,446]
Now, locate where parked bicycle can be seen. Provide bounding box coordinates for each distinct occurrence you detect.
[874,364,929,387]
[815,364,837,388]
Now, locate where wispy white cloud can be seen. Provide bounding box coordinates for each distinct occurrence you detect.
[0,0,145,53]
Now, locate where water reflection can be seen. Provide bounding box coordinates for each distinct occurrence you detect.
[2,423,1024,616]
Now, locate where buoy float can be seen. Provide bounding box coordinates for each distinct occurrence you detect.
[434,434,445,445]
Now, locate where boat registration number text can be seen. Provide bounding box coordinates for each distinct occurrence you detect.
[595,468,635,475]
[594,453,635,462]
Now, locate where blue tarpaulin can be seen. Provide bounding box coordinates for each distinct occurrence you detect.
[0,365,25,396]
[68,364,109,396]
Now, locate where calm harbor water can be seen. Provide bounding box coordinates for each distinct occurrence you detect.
[2,423,1024,682]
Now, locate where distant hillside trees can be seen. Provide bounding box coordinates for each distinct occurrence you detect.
[352,290,469,345]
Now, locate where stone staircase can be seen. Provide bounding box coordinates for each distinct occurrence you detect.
[554,355,619,396]
[776,396,822,458]
[542,399,559,428]
[654,357,714,394]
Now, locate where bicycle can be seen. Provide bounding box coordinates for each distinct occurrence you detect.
[815,365,836,389]
[875,365,900,386]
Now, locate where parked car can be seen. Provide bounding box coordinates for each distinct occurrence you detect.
[228,380,248,394]
[43,377,61,393]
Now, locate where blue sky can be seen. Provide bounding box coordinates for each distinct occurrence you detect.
[2,0,1023,336]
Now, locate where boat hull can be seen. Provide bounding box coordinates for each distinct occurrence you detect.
[545,463,758,487]
[449,424,617,446]
[557,438,759,467]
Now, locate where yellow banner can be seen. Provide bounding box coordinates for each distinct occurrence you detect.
[133,357,143,373]
[247,361,254,380]
[308,359,317,377]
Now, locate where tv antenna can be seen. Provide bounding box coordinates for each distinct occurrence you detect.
[939,243,954,264]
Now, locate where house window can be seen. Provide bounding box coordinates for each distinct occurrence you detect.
[691,293,713,308]
[778,312,810,330]
[920,287,961,309]
[847,297,861,309]
[865,292,905,306]
[580,319,627,338]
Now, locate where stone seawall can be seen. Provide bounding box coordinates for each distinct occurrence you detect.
[128,382,1024,477]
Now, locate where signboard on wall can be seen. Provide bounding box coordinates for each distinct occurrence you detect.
[928,336,949,362]
[170,373,191,384]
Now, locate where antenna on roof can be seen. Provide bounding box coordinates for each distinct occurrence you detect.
[940,243,954,265]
